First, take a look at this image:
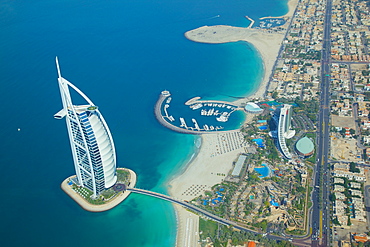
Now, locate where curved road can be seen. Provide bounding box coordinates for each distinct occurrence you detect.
[127,188,290,242]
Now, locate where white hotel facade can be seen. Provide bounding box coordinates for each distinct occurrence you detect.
[54,58,117,197]
[276,104,295,159]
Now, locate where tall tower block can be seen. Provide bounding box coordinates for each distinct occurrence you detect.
[284,104,293,133]
[54,57,117,198]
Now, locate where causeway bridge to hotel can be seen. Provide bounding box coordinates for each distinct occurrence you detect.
[127,188,288,242]
[128,188,254,232]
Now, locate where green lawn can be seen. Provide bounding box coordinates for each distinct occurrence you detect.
[199,218,218,238]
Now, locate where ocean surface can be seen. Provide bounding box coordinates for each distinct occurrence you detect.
[0,0,288,246]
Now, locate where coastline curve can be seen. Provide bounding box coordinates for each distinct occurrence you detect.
[61,168,137,212]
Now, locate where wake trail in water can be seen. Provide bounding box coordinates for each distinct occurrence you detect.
[208,15,221,19]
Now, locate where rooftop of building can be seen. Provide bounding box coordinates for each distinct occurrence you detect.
[296,136,315,155]
[244,102,263,113]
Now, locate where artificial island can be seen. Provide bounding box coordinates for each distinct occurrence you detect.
[54,57,136,212]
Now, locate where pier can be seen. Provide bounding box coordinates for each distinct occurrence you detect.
[245,16,255,28]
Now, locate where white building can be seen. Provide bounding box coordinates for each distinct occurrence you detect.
[275,104,295,159]
[54,58,117,197]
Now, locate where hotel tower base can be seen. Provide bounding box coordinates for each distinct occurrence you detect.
[61,168,137,212]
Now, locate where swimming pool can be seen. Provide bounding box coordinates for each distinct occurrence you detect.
[254,164,270,178]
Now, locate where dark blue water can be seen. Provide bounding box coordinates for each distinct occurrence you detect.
[0,0,287,246]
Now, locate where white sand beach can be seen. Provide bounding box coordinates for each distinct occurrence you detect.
[169,132,246,246]
[185,25,284,100]
[170,0,298,246]
[169,131,247,200]
[184,0,298,102]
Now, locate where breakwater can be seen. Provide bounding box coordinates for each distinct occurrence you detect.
[154,91,203,135]
[185,96,243,108]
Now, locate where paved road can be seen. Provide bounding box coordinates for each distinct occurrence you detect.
[364,185,370,230]
[132,0,335,246]
[311,0,333,246]
[127,188,291,242]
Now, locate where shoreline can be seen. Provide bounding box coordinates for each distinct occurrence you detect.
[61,168,137,212]
[170,0,298,245]
[184,26,283,102]
[167,136,202,184]
[184,0,298,103]
[168,132,247,246]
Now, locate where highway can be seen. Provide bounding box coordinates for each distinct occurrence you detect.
[310,0,333,246]
[127,188,290,242]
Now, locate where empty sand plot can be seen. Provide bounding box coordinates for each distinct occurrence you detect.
[332,115,356,129]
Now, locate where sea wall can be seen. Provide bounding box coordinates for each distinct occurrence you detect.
[154,91,203,135]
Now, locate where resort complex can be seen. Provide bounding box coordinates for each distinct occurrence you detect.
[160,0,370,246]
[10,0,370,245]
[54,58,136,211]
[55,0,370,244]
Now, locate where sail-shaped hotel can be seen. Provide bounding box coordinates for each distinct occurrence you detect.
[54,57,117,198]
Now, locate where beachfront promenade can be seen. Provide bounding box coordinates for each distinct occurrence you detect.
[127,187,288,242]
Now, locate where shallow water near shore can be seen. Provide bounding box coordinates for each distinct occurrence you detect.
[0,0,287,246]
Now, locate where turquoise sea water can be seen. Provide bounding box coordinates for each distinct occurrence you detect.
[0,0,288,246]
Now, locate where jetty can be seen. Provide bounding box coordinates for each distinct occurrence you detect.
[245,16,255,28]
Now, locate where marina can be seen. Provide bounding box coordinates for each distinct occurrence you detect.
[154,91,245,134]
[258,17,286,29]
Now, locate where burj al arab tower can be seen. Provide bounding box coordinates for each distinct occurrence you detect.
[54,57,117,198]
